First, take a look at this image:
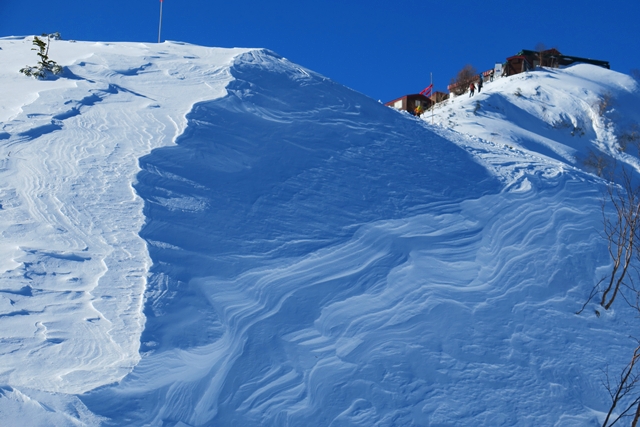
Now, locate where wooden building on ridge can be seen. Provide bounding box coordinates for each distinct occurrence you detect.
[384,94,433,114]
[430,91,450,103]
[503,48,610,77]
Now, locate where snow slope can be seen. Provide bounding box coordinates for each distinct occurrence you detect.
[1,36,640,426]
[0,37,251,395]
[429,65,640,182]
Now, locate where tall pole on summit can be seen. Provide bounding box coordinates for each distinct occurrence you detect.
[158,0,164,43]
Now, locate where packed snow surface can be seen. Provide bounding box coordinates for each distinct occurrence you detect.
[1,36,640,426]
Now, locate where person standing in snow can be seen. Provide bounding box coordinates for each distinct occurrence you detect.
[414,104,424,117]
[469,82,475,97]
[489,69,494,82]
[477,75,483,93]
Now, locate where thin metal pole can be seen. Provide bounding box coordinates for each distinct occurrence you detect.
[158,0,164,43]
[431,72,434,125]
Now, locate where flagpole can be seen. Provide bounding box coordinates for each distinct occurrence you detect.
[431,72,434,125]
[158,0,164,43]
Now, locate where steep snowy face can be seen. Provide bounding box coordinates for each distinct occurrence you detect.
[79,53,631,427]
[136,49,498,273]
[79,48,501,426]
[0,37,251,394]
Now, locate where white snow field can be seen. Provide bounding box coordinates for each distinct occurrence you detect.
[1,36,640,426]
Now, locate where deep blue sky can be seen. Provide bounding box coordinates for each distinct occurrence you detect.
[2,1,639,102]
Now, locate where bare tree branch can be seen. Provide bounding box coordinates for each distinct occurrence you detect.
[602,345,640,427]
[600,166,640,309]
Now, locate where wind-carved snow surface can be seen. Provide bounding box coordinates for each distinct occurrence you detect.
[2,37,640,426]
[82,52,635,426]
[79,50,503,425]
[0,37,251,399]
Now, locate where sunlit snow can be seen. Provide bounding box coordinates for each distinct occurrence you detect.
[1,36,640,426]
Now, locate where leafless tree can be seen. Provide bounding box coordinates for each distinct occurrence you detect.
[535,42,547,68]
[599,166,640,309]
[580,142,640,427]
[449,64,477,96]
[619,124,640,155]
[583,150,611,177]
[602,344,640,427]
[580,164,640,427]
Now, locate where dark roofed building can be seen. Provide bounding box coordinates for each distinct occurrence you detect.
[503,48,609,77]
[384,94,433,114]
[430,91,450,103]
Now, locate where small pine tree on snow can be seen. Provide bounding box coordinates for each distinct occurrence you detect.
[20,33,63,79]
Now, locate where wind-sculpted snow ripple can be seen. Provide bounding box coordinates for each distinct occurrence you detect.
[80,50,621,426]
[0,82,156,393]
[0,41,250,398]
[85,173,613,426]
[78,50,498,424]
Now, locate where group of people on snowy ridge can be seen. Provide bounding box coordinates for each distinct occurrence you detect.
[414,69,494,116]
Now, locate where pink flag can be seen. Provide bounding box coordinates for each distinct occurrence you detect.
[420,84,433,97]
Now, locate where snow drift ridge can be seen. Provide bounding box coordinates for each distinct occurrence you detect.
[1,38,640,426]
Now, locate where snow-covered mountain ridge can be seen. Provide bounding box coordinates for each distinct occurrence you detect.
[427,63,640,184]
[1,36,640,426]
